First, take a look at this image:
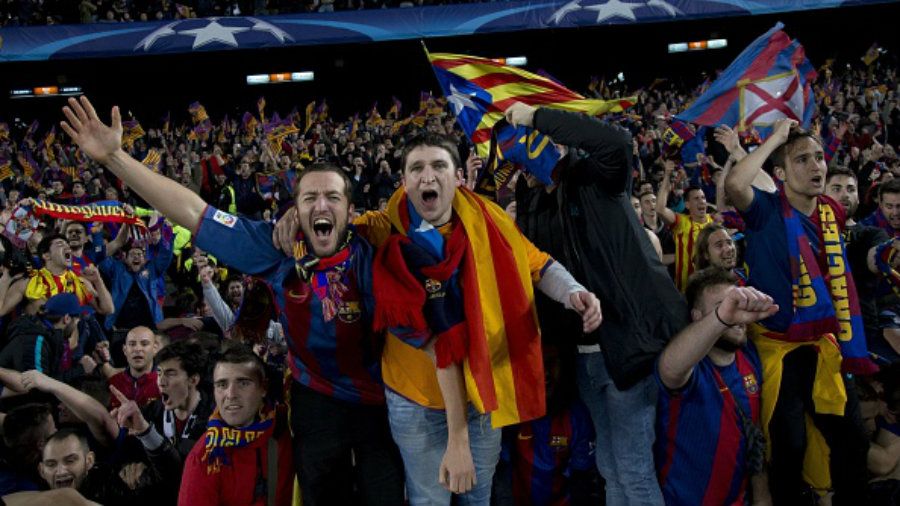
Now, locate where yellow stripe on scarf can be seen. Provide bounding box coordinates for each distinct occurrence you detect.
[750,324,845,493]
[385,188,540,428]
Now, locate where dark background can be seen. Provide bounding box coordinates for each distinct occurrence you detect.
[1,1,898,126]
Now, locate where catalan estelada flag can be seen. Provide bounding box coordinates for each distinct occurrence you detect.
[0,157,13,182]
[122,120,145,149]
[675,22,817,139]
[428,51,636,156]
[141,149,162,173]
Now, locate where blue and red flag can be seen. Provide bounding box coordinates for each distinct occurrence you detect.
[676,22,817,139]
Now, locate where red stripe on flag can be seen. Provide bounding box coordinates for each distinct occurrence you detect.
[493,91,589,111]
[474,194,545,423]
[431,55,511,72]
[468,72,581,99]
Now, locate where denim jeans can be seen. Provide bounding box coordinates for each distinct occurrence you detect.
[576,351,663,506]
[386,388,502,505]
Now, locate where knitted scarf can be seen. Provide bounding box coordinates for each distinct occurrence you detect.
[292,228,354,322]
[779,190,877,374]
[200,406,275,475]
[373,187,545,427]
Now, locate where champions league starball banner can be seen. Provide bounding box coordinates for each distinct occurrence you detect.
[0,0,893,62]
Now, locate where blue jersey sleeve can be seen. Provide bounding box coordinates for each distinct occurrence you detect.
[739,187,779,232]
[194,206,286,276]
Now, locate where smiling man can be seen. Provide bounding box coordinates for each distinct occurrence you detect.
[59,96,404,506]
[861,178,900,237]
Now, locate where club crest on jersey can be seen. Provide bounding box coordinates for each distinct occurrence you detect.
[338,301,362,323]
[425,278,443,298]
[743,374,759,395]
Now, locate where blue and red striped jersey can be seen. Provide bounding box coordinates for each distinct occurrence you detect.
[195,206,384,405]
[504,400,595,506]
[654,345,762,506]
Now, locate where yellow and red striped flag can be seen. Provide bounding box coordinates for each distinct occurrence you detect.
[428,51,636,156]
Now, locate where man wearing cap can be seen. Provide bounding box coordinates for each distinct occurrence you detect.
[0,293,98,382]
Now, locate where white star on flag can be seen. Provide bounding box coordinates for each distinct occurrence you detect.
[178,19,249,49]
[447,83,478,116]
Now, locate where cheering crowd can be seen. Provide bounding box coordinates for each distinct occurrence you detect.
[0,45,898,506]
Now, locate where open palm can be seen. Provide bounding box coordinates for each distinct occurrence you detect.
[60,96,123,165]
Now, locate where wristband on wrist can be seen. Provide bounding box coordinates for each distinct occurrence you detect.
[715,304,736,328]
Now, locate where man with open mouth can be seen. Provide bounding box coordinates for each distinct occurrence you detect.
[0,233,114,319]
[60,95,404,506]
[363,133,602,505]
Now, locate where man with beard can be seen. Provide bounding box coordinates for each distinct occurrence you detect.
[655,269,777,505]
[60,96,404,506]
[63,222,106,277]
[692,223,743,281]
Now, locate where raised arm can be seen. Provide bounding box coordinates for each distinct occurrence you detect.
[61,97,206,232]
[725,119,796,212]
[20,370,119,445]
[657,286,778,390]
[505,102,633,193]
[656,159,678,226]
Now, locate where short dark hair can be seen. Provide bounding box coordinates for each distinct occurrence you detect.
[400,133,461,174]
[63,221,86,234]
[214,342,267,387]
[37,234,66,257]
[294,162,353,202]
[769,129,823,169]
[879,178,900,201]
[44,427,90,454]
[826,166,856,184]
[157,340,207,379]
[3,403,53,445]
[685,185,705,201]
[638,190,655,201]
[685,267,738,310]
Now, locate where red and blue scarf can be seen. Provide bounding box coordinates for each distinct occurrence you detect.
[293,229,354,322]
[200,406,275,475]
[779,189,877,374]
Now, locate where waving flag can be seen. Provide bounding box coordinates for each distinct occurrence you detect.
[304,101,316,133]
[484,119,561,188]
[258,96,267,123]
[428,51,635,156]
[0,123,9,141]
[17,151,42,188]
[188,101,209,123]
[676,23,817,139]
[0,157,13,182]
[141,149,162,173]
[121,120,145,149]
[862,42,881,66]
[387,96,402,119]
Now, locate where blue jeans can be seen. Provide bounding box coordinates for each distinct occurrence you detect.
[576,351,663,506]
[386,389,501,505]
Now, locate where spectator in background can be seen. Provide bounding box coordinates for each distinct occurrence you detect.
[657,159,713,292]
[103,326,161,409]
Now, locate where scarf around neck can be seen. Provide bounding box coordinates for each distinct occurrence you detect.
[200,406,275,475]
[293,228,354,322]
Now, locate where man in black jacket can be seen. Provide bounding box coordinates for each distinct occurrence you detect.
[0,293,97,383]
[507,102,687,505]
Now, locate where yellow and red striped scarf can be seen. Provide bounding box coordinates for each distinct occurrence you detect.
[374,187,544,428]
